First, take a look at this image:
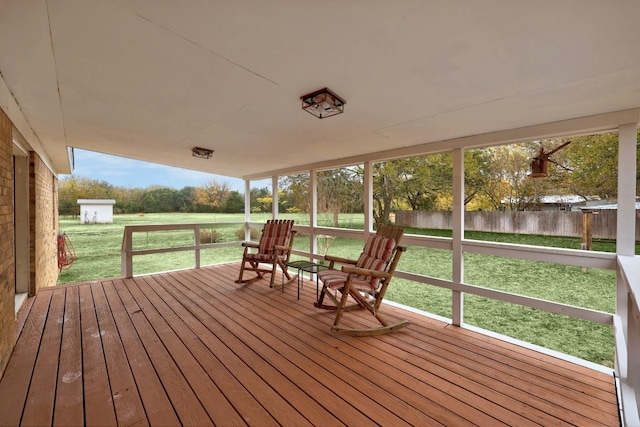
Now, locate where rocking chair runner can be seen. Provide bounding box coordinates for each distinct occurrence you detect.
[235,220,297,288]
[315,225,409,336]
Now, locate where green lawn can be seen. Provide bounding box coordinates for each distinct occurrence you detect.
[58,213,618,367]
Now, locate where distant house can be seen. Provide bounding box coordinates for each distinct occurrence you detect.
[580,201,640,211]
[77,199,116,224]
[502,195,600,211]
[538,195,598,212]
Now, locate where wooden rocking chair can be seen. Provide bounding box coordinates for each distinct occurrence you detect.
[235,219,296,288]
[314,225,409,336]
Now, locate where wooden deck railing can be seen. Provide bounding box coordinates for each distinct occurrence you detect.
[121,222,618,328]
[120,222,245,278]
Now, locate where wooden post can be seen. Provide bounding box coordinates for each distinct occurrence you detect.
[581,210,593,272]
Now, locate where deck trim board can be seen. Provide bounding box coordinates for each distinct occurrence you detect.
[0,263,621,426]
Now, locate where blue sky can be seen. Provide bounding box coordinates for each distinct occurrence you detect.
[62,149,262,192]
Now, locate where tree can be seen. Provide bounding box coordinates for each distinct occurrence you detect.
[250,187,271,213]
[194,180,232,212]
[373,161,399,226]
[223,191,244,213]
[175,187,196,212]
[279,174,310,213]
[560,131,640,199]
[141,187,179,212]
[112,187,145,213]
[478,143,547,211]
[58,176,115,216]
[464,149,496,209]
[317,167,363,227]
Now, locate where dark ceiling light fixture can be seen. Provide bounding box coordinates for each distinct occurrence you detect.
[192,146,214,159]
[300,87,346,119]
[529,140,572,178]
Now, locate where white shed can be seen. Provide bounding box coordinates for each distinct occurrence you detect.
[77,199,116,224]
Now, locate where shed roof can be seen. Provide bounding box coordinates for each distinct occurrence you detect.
[77,199,116,205]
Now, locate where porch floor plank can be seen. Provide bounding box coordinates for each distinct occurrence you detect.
[77,284,118,427]
[91,282,148,426]
[0,290,53,426]
[101,280,181,426]
[0,263,620,426]
[53,285,84,426]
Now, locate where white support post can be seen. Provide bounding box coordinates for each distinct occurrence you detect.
[364,161,373,235]
[310,169,318,257]
[272,176,279,218]
[452,148,465,326]
[617,123,637,338]
[617,122,639,423]
[244,179,251,241]
[617,123,637,256]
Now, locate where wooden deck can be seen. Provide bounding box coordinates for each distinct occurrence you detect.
[0,263,620,426]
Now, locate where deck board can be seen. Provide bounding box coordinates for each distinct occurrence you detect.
[91,282,148,427]
[78,284,118,427]
[54,285,83,426]
[22,289,69,427]
[134,275,279,426]
[0,290,52,426]
[0,263,621,426]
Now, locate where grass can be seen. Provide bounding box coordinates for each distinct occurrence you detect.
[58,213,618,367]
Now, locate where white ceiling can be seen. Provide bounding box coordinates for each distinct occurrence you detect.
[1,1,640,179]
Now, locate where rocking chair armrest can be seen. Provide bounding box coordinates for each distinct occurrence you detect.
[241,241,259,248]
[324,254,358,266]
[341,265,390,279]
[273,244,292,251]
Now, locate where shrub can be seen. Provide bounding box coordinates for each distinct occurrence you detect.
[200,229,221,244]
[235,227,260,241]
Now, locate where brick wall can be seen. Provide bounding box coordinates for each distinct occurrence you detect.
[29,152,59,295]
[0,110,59,378]
[0,108,15,377]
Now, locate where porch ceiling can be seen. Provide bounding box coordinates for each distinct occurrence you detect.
[1,1,640,178]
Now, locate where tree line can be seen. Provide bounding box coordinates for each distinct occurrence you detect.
[59,131,639,223]
[58,179,270,216]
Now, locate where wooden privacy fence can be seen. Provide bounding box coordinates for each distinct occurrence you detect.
[396,209,640,240]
